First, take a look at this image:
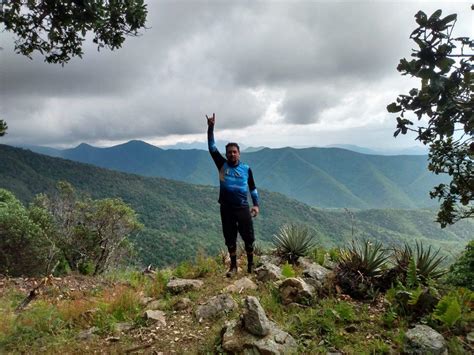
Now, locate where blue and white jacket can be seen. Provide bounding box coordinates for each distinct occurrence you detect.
[208,127,259,208]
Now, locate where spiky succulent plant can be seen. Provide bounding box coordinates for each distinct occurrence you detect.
[272,224,315,264]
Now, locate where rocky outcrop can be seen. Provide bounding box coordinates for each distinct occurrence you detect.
[404,325,447,355]
[279,277,315,305]
[242,296,272,336]
[255,263,282,282]
[166,278,203,294]
[222,296,297,354]
[195,293,237,321]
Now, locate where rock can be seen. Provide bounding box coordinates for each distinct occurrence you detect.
[147,299,168,310]
[144,310,167,326]
[255,263,282,282]
[77,326,99,340]
[139,296,153,306]
[195,294,237,321]
[166,278,203,294]
[222,319,297,354]
[404,325,447,355]
[242,296,272,336]
[115,322,133,333]
[279,277,315,305]
[303,262,331,284]
[224,277,258,293]
[173,297,192,311]
[259,254,283,266]
[467,331,474,344]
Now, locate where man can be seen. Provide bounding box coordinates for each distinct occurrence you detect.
[206,113,260,277]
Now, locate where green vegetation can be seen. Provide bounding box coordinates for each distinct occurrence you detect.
[1,0,148,64]
[388,9,473,226]
[273,224,315,264]
[0,242,472,354]
[336,240,390,299]
[0,144,472,269]
[0,119,7,137]
[446,240,474,290]
[39,140,447,210]
[0,182,141,277]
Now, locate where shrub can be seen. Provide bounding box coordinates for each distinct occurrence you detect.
[335,240,389,299]
[273,224,315,264]
[446,240,474,290]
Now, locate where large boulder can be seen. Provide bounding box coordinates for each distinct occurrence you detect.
[166,278,203,294]
[222,296,297,354]
[404,325,447,355]
[279,277,315,305]
[222,319,297,354]
[242,296,272,336]
[302,263,331,284]
[255,263,282,282]
[195,293,237,321]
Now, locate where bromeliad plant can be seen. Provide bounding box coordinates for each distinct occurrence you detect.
[272,224,315,264]
[335,239,390,299]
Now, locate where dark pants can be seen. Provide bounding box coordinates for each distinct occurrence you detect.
[220,204,255,255]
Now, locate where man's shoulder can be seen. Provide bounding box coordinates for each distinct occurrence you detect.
[238,161,251,169]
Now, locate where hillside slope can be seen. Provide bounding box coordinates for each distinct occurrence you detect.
[0,144,470,267]
[24,141,446,209]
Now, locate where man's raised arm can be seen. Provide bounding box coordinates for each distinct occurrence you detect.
[206,113,226,169]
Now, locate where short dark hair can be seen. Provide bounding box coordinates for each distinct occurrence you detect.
[225,142,240,152]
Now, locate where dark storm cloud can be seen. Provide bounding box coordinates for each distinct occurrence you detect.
[0,1,471,146]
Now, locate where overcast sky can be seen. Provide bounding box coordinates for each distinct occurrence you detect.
[0,0,472,149]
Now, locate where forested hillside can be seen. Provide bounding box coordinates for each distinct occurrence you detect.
[26,140,446,209]
[1,144,470,267]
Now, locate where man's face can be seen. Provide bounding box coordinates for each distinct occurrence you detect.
[226,146,240,164]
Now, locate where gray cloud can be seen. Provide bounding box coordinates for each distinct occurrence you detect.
[0,1,471,146]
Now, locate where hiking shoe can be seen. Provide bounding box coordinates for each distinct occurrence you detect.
[247,264,253,274]
[226,266,238,278]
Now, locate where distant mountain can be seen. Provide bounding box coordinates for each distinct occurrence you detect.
[0,144,471,267]
[24,140,445,209]
[326,144,429,156]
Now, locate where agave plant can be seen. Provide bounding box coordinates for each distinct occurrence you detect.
[336,239,390,299]
[392,241,447,284]
[272,224,315,264]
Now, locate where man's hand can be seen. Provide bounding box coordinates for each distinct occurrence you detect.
[250,206,259,218]
[206,113,215,127]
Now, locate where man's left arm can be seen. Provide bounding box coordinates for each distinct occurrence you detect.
[248,168,260,217]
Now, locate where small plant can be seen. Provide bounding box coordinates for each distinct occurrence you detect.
[281,262,296,278]
[335,240,389,299]
[433,288,474,332]
[273,224,315,264]
[392,241,447,285]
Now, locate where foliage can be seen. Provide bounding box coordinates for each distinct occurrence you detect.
[273,224,315,264]
[0,189,59,276]
[387,9,473,226]
[385,282,440,320]
[281,262,296,278]
[433,288,474,332]
[335,240,390,299]
[393,241,447,285]
[1,144,473,268]
[0,119,7,136]
[0,0,148,64]
[446,240,474,290]
[35,181,143,275]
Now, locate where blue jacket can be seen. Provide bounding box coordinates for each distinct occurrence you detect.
[208,127,259,208]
